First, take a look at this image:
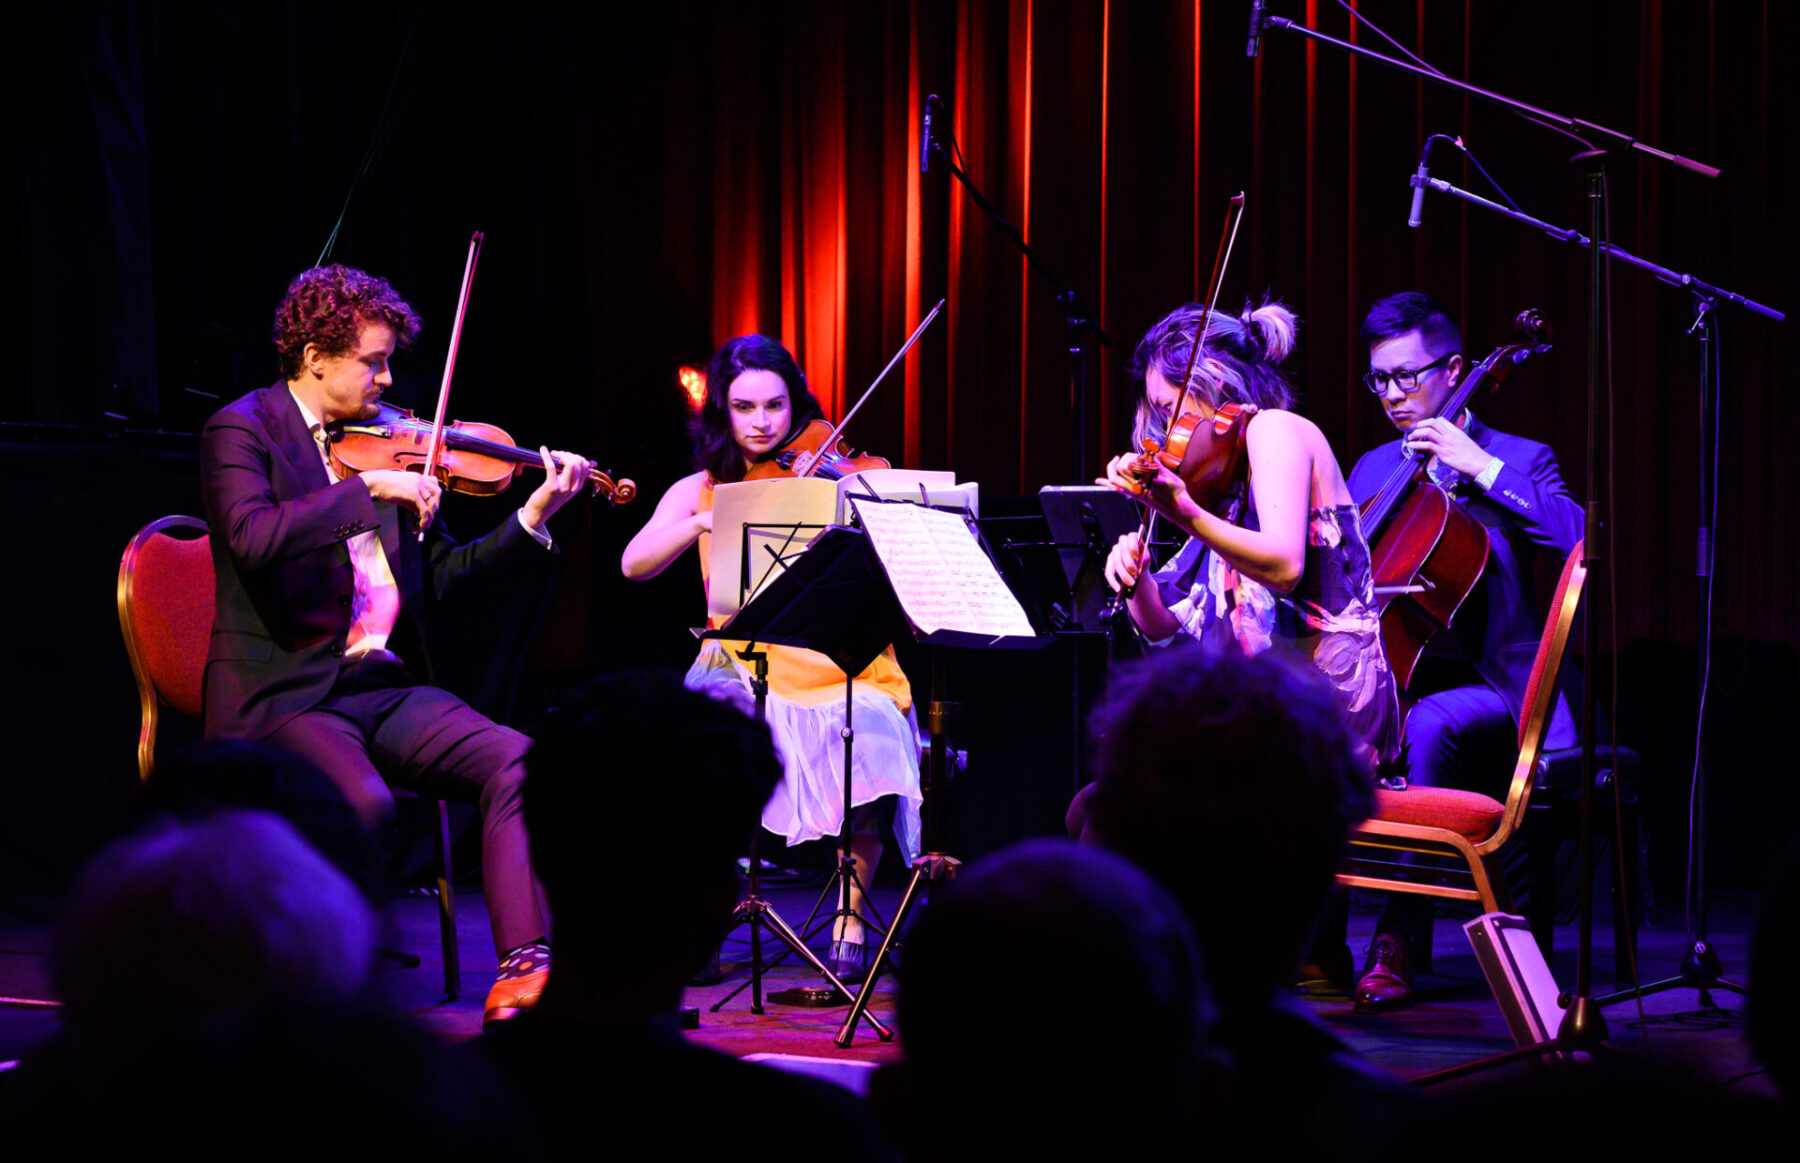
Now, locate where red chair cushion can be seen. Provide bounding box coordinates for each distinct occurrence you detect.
[1369,786,1505,842]
[128,533,215,718]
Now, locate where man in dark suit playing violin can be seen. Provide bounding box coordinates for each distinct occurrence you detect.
[200,264,591,1026]
[1345,292,1582,1012]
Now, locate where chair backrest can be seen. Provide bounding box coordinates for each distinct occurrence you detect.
[1497,540,1586,835]
[118,516,215,778]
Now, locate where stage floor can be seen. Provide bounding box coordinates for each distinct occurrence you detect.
[0,880,1773,1099]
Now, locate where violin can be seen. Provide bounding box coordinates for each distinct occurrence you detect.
[333,232,635,514]
[1361,308,1553,688]
[331,403,637,505]
[744,418,890,482]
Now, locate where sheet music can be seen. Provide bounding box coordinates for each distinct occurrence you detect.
[834,469,978,520]
[849,498,1036,638]
[708,477,839,619]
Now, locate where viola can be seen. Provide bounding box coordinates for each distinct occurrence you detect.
[1131,401,1254,514]
[1360,309,1552,689]
[330,403,637,505]
[743,418,891,482]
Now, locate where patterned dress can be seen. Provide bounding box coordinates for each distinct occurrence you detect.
[1149,495,1401,763]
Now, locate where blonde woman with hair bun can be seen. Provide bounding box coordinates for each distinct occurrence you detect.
[1098,300,1399,765]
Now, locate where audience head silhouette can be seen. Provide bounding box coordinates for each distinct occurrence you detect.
[524,670,782,998]
[879,838,1213,1160]
[1084,647,1375,1008]
[53,809,378,1059]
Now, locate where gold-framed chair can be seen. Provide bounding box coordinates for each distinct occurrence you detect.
[117,515,461,998]
[1339,541,1587,921]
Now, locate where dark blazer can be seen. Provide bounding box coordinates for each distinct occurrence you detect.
[1347,414,1582,750]
[199,383,544,740]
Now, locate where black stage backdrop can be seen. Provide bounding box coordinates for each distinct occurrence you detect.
[4,1,1793,917]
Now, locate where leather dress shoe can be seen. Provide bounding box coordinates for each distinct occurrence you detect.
[483,966,549,1028]
[826,940,867,984]
[1353,933,1415,1012]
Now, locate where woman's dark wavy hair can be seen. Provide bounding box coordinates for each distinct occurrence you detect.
[273,264,422,378]
[691,335,825,483]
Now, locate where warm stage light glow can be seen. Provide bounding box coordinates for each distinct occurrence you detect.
[678,365,707,412]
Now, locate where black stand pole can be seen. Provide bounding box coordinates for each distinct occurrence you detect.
[707,647,893,1040]
[1592,302,1747,1010]
[1254,8,1780,1063]
[1555,155,1611,1052]
[837,644,961,1047]
[1401,160,1774,1016]
[769,670,895,1010]
[925,97,1111,482]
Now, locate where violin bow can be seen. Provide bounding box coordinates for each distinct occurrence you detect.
[1165,193,1246,436]
[1118,193,1247,592]
[418,230,485,537]
[796,297,947,479]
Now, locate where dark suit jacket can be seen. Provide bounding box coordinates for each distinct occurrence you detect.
[1347,414,1583,749]
[199,383,546,740]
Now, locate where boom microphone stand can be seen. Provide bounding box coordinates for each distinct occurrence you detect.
[1255,4,1781,1064]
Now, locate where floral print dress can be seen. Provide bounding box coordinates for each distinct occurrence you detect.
[1148,493,1401,763]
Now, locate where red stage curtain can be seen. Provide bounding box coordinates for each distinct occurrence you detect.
[698,0,1792,647]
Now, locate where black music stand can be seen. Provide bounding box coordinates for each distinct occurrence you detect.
[1037,486,1148,635]
[825,500,1054,1045]
[701,523,909,1039]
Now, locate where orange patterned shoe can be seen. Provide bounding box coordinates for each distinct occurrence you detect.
[484,941,551,1028]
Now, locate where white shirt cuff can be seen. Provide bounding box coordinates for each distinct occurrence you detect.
[517,510,554,549]
[1472,456,1505,492]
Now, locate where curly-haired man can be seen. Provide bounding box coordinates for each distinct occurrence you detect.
[200,264,591,1025]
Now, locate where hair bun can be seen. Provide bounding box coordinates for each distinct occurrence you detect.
[1246,301,1298,365]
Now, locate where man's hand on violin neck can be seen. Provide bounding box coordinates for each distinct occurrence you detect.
[521,447,593,533]
[362,469,442,529]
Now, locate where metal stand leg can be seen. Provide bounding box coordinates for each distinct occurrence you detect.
[837,646,961,1046]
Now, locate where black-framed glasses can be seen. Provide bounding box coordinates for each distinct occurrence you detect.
[1362,352,1457,394]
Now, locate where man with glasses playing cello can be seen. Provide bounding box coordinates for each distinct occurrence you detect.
[1345,292,1582,1013]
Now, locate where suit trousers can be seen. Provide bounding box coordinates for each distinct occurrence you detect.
[266,661,548,956]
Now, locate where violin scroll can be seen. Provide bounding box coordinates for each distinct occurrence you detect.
[594,472,637,505]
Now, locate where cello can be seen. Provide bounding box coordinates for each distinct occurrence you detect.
[1361,309,1554,689]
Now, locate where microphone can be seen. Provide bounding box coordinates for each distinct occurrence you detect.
[920,94,936,174]
[1246,0,1267,59]
[1407,138,1434,229]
